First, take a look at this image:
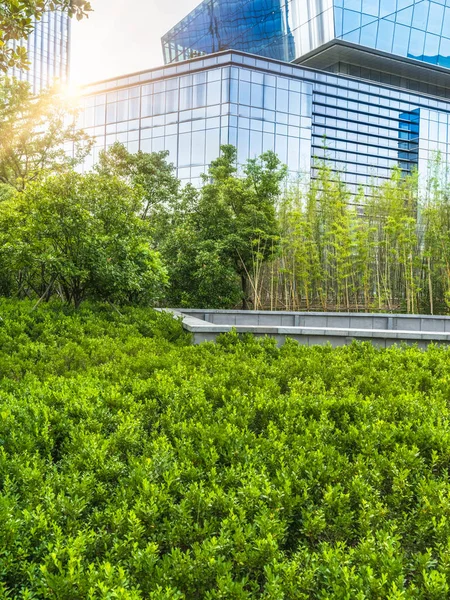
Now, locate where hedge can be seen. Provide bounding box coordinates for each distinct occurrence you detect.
[1,300,450,598]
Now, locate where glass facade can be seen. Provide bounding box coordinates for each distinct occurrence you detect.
[162,0,334,64]
[310,77,431,191]
[163,0,450,74]
[336,0,450,69]
[9,11,70,93]
[398,109,420,173]
[80,51,450,194]
[418,108,450,186]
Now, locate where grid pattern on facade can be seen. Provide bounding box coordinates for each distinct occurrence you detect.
[228,66,312,175]
[419,109,450,186]
[336,0,450,69]
[399,109,420,173]
[9,10,70,93]
[311,85,425,192]
[161,0,334,64]
[163,0,450,74]
[80,61,313,184]
[80,52,450,192]
[328,62,450,99]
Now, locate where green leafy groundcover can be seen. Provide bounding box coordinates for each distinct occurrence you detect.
[2,302,450,598]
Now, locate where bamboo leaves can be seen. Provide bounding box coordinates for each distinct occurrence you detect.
[272,162,450,314]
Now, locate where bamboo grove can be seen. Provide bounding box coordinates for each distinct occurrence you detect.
[250,161,450,315]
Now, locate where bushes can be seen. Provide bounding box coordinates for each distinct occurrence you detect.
[0,172,167,307]
[3,301,450,597]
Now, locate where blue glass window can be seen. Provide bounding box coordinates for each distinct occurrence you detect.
[376,19,394,52]
[251,83,264,108]
[344,0,362,13]
[205,128,221,163]
[428,2,444,35]
[116,101,128,122]
[343,9,362,34]
[239,81,251,106]
[180,87,193,111]
[207,81,221,105]
[395,6,413,27]
[276,88,289,113]
[162,0,331,64]
[178,133,192,167]
[412,2,430,30]
[191,131,206,165]
[439,37,450,68]
[379,0,394,18]
[360,21,378,47]
[166,90,179,113]
[362,0,379,16]
[392,24,411,55]
[423,33,440,63]
[408,28,426,60]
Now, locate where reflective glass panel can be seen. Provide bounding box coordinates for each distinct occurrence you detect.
[162,0,335,64]
[161,0,450,72]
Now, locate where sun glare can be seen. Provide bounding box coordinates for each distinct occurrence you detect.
[57,82,82,107]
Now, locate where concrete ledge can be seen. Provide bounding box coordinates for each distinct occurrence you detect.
[162,309,450,347]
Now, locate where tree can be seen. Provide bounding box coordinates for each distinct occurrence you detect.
[0,0,92,74]
[0,172,167,307]
[0,78,92,190]
[162,220,244,309]
[96,142,180,222]
[0,182,14,202]
[199,146,286,308]
[163,146,287,309]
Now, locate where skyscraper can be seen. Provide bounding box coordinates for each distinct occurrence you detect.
[163,0,450,97]
[163,0,450,68]
[162,0,331,64]
[9,10,71,93]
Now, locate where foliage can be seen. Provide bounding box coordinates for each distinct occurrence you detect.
[0,182,14,202]
[0,0,92,74]
[0,78,92,190]
[96,142,180,221]
[162,145,287,309]
[3,300,450,597]
[272,163,450,314]
[0,172,167,307]
[4,130,450,313]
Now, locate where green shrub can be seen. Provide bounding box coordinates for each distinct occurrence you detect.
[2,300,450,597]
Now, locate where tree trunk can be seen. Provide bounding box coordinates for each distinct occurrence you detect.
[241,274,249,310]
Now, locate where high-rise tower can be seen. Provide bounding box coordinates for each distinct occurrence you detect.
[162,0,450,97]
[9,10,71,93]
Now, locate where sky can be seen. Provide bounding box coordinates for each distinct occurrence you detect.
[70,0,200,86]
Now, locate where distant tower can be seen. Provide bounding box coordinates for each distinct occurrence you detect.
[9,10,71,93]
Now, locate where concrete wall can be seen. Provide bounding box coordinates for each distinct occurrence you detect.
[181,310,450,333]
[165,309,450,348]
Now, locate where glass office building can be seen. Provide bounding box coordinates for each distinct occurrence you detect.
[9,10,71,93]
[163,0,450,97]
[163,0,450,69]
[335,0,450,68]
[80,50,450,194]
[77,0,450,193]
[81,52,311,184]
[162,0,334,64]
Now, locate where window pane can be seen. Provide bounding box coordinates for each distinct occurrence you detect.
[207,81,221,105]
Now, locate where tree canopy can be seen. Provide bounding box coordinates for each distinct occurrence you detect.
[162,145,287,309]
[0,0,92,74]
[0,172,167,307]
[97,142,180,221]
[0,78,92,190]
